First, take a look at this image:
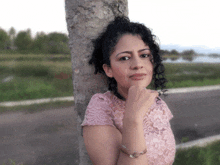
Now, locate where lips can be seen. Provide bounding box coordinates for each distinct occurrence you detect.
[130,73,146,78]
[130,73,146,80]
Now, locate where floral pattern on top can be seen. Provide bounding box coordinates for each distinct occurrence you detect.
[81,91,176,165]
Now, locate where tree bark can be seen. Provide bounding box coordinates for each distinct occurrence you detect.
[65,0,128,164]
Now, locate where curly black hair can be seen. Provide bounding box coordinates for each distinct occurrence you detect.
[89,16,167,100]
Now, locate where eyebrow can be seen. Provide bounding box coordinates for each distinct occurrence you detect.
[116,48,150,57]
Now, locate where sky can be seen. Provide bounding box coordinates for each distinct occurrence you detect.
[0,0,220,54]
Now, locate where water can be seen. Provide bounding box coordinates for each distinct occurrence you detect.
[163,56,220,63]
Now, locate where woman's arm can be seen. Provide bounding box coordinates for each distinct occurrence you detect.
[83,117,148,165]
[83,125,122,165]
[117,116,148,165]
[83,86,158,164]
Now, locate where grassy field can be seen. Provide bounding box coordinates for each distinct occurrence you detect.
[0,54,71,62]
[164,63,220,88]
[0,54,73,102]
[174,140,220,165]
[0,54,220,102]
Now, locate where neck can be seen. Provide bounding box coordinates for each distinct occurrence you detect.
[117,86,128,101]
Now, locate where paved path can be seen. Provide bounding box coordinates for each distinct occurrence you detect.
[0,107,78,165]
[0,88,220,164]
[161,88,220,144]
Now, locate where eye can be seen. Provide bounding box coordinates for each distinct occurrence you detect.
[141,54,151,58]
[119,56,130,61]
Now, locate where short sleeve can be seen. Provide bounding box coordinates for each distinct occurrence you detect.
[81,93,115,128]
[160,99,173,121]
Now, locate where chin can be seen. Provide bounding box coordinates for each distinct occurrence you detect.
[129,83,150,88]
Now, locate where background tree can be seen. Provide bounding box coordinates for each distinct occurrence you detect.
[14,29,33,52]
[32,32,48,53]
[8,27,16,49]
[170,49,179,55]
[181,49,196,61]
[32,32,70,54]
[47,32,69,54]
[65,0,128,164]
[160,49,170,56]
[210,53,220,57]
[181,49,196,56]
[0,28,10,50]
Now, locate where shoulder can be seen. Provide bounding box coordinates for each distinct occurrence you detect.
[88,91,112,106]
[90,91,112,101]
[152,97,174,121]
[81,91,115,127]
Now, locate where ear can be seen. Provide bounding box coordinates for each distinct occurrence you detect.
[102,64,113,78]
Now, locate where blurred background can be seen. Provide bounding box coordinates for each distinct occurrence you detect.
[0,0,220,102]
[0,0,220,164]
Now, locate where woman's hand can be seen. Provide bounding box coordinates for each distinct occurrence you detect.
[124,85,159,123]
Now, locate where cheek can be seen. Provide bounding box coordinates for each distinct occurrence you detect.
[114,65,127,76]
[148,70,153,76]
[146,63,154,75]
[116,70,127,80]
[113,66,129,83]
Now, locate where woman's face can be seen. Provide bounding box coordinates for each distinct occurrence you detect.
[103,34,154,99]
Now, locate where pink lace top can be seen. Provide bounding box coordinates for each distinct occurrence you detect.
[81,91,176,165]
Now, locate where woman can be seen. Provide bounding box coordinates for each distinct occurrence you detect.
[81,16,176,165]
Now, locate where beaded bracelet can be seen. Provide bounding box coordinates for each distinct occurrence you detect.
[120,144,147,158]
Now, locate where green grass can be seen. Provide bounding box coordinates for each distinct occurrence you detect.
[166,78,220,88]
[0,54,220,102]
[0,76,73,102]
[164,63,220,88]
[0,60,72,75]
[173,140,220,165]
[0,53,71,62]
[1,58,73,102]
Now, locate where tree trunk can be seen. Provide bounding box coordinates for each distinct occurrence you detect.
[65,0,128,164]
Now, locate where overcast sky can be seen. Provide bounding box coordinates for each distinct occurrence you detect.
[0,0,219,53]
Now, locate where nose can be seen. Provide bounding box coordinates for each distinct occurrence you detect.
[130,57,143,70]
